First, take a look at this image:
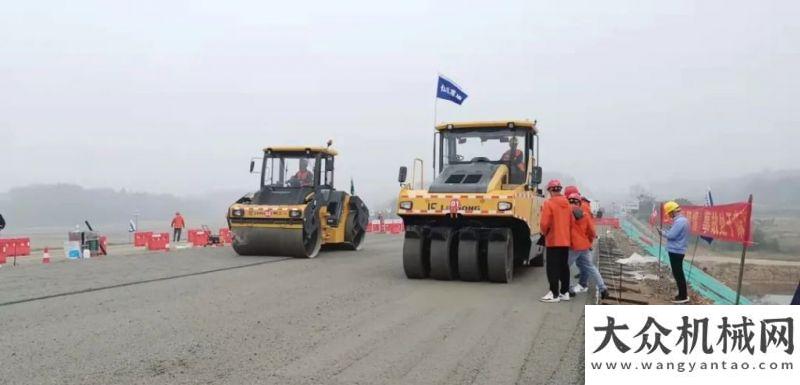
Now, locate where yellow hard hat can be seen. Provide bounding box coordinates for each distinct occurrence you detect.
[663,201,680,215]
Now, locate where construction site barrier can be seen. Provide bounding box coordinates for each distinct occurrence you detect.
[0,238,31,257]
[594,217,620,229]
[387,219,404,234]
[146,232,170,251]
[621,219,751,305]
[0,242,6,264]
[219,228,232,244]
[366,220,404,234]
[366,220,380,233]
[134,231,152,247]
[189,229,209,247]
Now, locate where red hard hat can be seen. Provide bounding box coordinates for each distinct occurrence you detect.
[568,193,581,201]
[546,179,562,190]
[564,185,580,197]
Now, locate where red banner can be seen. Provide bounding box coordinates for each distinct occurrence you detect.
[678,202,753,245]
[594,217,620,229]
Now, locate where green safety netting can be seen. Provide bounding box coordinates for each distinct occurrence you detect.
[620,219,751,305]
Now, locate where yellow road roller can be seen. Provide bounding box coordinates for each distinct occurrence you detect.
[227,143,369,258]
[396,120,544,283]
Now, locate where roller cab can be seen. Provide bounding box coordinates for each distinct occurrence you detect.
[397,121,545,283]
[228,145,369,258]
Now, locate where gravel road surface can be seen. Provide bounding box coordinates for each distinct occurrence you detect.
[0,234,587,385]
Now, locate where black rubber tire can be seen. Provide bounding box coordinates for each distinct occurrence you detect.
[457,229,483,281]
[295,201,321,258]
[487,229,514,283]
[403,227,429,279]
[343,213,365,251]
[429,228,458,280]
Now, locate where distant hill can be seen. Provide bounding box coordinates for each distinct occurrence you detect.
[0,184,228,228]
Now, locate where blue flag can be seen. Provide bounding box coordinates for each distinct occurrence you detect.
[701,188,714,244]
[437,75,468,105]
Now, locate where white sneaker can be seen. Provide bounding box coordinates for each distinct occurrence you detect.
[572,284,588,293]
[559,293,571,301]
[540,291,560,303]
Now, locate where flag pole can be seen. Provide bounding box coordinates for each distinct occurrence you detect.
[735,194,754,305]
[433,93,438,127]
[686,235,700,281]
[657,201,664,279]
[433,75,439,178]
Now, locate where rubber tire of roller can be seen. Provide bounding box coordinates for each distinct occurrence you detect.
[343,213,365,251]
[457,229,483,281]
[303,226,321,258]
[429,228,458,281]
[403,228,429,279]
[487,229,514,283]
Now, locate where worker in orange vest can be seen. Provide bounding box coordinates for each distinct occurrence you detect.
[171,212,186,242]
[289,158,314,187]
[564,185,593,220]
[539,179,572,303]
[500,136,526,183]
[567,193,608,299]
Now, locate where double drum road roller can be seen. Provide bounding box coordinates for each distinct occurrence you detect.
[227,144,369,258]
[397,120,545,283]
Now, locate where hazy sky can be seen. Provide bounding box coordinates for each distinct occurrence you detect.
[2,1,798,207]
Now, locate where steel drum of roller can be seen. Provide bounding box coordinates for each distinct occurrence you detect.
[231,226,322,258]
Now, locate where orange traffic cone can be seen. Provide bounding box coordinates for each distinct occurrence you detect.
[42,247,51,264]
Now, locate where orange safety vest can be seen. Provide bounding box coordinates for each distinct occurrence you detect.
[540,195,572,247]
[295,170,313,185]
[501,149,525,172]
[570,209,596,251]
[171,215,185,229]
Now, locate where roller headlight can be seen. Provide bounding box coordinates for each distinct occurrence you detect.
[399,201,413,210]
[498,202,512,211]
[231,208,244,217]
[289,209,302,218]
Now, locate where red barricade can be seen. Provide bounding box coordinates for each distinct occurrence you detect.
[388,220,404,234]
[134,232,152,247]
[594,217,621,229]
[219,228,232,244]
[0,238,31,257]
[15,238,31,256]
[0,241,6,264]
[147,232,170,251]
[367,220,382,233]
[190,230,209,247]
[0,239,11,260]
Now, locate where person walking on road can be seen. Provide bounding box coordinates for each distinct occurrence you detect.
[659,201,690,304]
[539,179,572,303]
[171,212,186,243]
[567,193,609,300]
